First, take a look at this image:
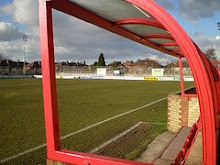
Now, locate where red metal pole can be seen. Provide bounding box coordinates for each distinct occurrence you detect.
[178,56,185,96]
[39,0,60,154]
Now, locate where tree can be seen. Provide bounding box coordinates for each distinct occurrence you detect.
[0,53,7,60]
[93,61,98,66]
[0,53,3,60]
[109,61,121,68]
[98,53,106,66]
[205,48,217,61]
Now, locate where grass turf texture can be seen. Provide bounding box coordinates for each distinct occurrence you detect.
[0,79,193,164]
[94,123,165,160]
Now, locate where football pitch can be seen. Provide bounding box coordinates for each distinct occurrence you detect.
[0,79,193,164]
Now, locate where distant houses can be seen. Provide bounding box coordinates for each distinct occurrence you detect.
[0,57,42,75]
[0,59,25,75]
[108,61,128,75]
[123,60,135,70]
[164,60,191,76]
[55,61,88,74]
[25,61,41,75]
[123,59,162,75]
[0,56,193,76]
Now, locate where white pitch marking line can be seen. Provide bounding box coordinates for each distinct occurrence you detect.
[144,122,166,125]
[0,97,167,163]
[89,121,166,154]
[89,122,144,154]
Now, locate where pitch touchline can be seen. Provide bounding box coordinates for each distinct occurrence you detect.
[0,97,167,163]
[89,121,166,154]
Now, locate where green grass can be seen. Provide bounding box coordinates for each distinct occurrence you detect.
[0,79,193,164]
[95,123,166,160]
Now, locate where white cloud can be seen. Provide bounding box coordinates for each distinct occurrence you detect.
[147,54,176,65]
[0,41,23,60]
[191,33,220,59]
[0,22,23,41]
[1,0,157,63]
[0,0,39,27]
[0,3,14,14]
[179,0,220,22]
[0,0,218,64]
[155,0,175,10]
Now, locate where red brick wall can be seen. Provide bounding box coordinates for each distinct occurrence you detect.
[167,94,199,133]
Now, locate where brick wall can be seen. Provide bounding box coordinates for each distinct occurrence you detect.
[167,94,199,133]
[188,97,199,127]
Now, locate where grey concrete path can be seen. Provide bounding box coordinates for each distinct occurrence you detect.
[136,131,175,163]
[159,127,191,161]
[136,127,202,165]
[185,132,202,165]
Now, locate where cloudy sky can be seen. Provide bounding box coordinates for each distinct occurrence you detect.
[0,0,219,65]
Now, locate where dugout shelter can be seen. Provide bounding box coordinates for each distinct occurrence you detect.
[39,0,220,164]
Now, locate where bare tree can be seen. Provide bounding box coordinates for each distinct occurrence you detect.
[0,53,4,60]
[205,48,217,61]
